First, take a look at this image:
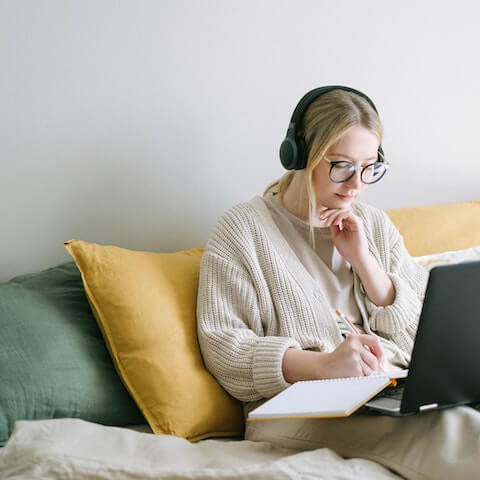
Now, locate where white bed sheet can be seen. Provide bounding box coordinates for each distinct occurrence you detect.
[0,418,401,479]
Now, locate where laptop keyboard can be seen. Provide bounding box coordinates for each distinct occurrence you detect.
[381,385,404,400]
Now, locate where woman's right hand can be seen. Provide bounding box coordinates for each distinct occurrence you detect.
[325,334,383,378]
[282,335,383,384]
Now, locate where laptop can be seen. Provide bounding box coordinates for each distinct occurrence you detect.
[365,259,480,416]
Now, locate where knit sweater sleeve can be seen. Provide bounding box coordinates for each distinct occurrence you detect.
[196,208,301,402]
[356,204,429,354]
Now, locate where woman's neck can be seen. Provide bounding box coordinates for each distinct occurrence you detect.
[281,172,326,227]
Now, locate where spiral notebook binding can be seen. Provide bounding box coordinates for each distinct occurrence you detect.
[297,374,390,385]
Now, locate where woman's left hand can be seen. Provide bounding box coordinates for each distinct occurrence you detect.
[319,208,395,306]
[319,208,370,267]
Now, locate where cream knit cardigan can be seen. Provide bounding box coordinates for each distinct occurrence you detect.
[196,196,428,402]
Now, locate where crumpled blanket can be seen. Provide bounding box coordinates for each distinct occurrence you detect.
[0,418,401,479]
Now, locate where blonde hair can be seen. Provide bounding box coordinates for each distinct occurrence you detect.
[264,89,384,229]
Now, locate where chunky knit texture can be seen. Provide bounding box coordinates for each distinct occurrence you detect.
[197,196,428,402]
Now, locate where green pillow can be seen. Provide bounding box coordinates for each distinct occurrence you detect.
[0,262,145,446]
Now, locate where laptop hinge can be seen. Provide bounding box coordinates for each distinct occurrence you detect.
[419,403,438,411]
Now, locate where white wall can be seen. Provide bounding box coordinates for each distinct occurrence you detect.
[1,0,479,281]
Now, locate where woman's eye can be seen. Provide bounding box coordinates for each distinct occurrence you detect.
[335,162,354,170]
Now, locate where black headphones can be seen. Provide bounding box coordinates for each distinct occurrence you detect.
[279,85,385,170]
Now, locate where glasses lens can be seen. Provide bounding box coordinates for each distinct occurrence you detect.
[361,162,387,184]
[330,161,355,182]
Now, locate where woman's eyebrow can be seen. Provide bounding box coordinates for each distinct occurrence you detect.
[328,153,378,163]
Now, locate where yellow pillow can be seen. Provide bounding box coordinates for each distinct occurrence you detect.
[64,239,244,442]
[387,200,480,256]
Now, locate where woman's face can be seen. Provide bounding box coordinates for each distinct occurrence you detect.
[312,126,380,209]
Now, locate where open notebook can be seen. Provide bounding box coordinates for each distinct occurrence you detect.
[248,370,408,420]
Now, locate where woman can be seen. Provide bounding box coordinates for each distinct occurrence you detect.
[196,86,480,479]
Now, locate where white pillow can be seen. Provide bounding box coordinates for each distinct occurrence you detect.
[414,246,480,271]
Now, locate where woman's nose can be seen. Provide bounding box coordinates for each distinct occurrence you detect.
[346,169,362,188]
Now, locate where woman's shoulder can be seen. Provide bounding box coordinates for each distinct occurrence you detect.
[352,201,400,244]
[352,200,389,225]
[214,196,270,229]
[205,196,273,249]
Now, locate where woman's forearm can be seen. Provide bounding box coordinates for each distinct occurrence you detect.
[352,253,395,306]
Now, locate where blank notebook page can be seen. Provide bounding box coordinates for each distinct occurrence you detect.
[248,375,391,419]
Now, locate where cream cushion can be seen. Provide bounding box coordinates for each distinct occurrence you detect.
[414,246,480,270]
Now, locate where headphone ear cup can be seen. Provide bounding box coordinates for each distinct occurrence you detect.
[279,136,298,170]
[295,136,307,170]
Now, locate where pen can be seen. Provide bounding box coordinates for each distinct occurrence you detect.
[335,309,384,373]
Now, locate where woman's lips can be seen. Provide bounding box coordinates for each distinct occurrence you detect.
[336,193,355,200]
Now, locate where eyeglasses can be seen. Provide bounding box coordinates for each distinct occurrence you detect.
[324,155,389,184]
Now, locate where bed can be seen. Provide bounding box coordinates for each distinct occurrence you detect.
[1,200,480,479]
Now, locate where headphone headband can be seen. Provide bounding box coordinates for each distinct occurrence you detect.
[280,85,384,170]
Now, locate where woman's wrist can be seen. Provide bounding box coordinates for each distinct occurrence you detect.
[282,347,332,383]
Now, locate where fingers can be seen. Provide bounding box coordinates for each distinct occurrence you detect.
[328,211,351,229]
[319,208,348,225]
[357,334,384,365]
[319,209,360,230]
[359,346,379,375]
[342,334,383,376]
